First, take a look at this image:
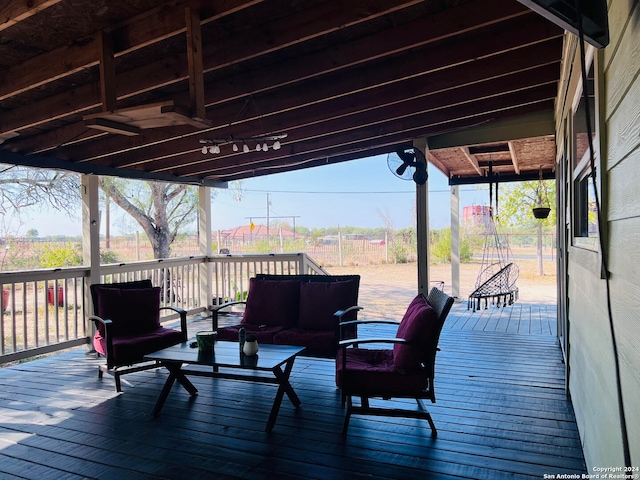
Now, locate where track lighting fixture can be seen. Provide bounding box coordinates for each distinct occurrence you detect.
[199,133,287,155]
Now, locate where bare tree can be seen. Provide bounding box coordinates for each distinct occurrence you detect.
[0,164,79,217]
[100,177,197,259]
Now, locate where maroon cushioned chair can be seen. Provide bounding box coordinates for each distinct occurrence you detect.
[89,279,187,392]
[336,287,454,436]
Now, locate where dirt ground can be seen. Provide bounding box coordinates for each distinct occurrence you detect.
[324,260,557,319]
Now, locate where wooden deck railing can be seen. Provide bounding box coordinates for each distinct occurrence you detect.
[0,253,325,364]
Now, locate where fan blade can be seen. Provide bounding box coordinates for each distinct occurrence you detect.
[396,163,408,176]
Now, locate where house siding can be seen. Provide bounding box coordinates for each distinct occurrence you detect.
[559,0,640,469]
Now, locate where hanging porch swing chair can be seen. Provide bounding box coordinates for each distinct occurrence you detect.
[467,182,519,312]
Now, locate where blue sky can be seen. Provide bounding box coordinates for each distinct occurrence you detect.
[209,154,490,232]
[25,154,490,236]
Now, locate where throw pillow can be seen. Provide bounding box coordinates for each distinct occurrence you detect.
[95,286,161,336]
[242,278,300,327]
[298,280,358,331]
[393,294,438,371]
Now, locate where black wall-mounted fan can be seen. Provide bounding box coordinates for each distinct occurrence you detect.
[387,148,428,185]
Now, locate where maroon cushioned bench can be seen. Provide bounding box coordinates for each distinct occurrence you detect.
[211,274,361,357]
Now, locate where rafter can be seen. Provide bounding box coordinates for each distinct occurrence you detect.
[508,141,521,174]
[0,0,61,32]
[11,16,561,157]
[0,0,263,102]
[0,0,563,186]
[65,43,560,170]
[152,87,557,178]
[0,0,425,108]
[185,7,205,122]
[191,102,554,182]
[0,0,537,135]
[461,147,484,176]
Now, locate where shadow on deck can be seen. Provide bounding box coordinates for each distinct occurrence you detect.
[0,301,584,479]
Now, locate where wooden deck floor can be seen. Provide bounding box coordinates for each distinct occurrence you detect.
[0,301,584,479]
[445,301,557,335]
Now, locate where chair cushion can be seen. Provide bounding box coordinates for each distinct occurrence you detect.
[90,280,152,314]
[298,280,358,331]
[93,327,184,365]
[94,286,161,336]
[216,324,284,343]
[273,327,335,351]
[242,278,300,327]
[393,294,438,371]
[335,348,428,393]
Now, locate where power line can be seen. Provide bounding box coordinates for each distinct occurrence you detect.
[241,187,487,195]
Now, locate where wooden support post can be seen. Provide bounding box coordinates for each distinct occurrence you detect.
[185,7,206,122]
[82,175,101,345]
[199,186,213,311]
[97,30,117,112]
[414,138,430,296]
[451,184,460,299]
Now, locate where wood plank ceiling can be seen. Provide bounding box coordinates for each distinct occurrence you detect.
[0,0,563,187]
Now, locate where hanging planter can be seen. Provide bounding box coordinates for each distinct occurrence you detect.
[532,166,551,220]
[532,207,551,219]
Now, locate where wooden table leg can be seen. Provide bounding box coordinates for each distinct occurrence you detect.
[151,361,198,417]
[266,356,300,432]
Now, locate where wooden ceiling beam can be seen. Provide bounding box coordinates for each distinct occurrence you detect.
[508,141,521,174]
[460,147,483,176]
[98,31,117,113]
[81,60,559,170]
[10,11,559,155]
[1,0,540,135]
[155,88,556,177]
[198,0,537,109]
[0,0,423,106]
[185,103,554,181]
[46,29,562,163]
[0,0,61,32]
[0,0,263,101]
[185,7,206,123]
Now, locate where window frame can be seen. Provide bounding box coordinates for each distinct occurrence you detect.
[570,48,600,252]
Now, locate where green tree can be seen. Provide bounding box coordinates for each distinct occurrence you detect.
[431,227,474,263]
[499,180,556,275]
[499,180,556,229]
[26,229,39,238]
[40,243,82,268]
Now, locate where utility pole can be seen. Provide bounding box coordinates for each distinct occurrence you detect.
[266,193,270,239]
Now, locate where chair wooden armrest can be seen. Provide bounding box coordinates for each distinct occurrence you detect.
[209,301,247,330]
[160,306,188,341]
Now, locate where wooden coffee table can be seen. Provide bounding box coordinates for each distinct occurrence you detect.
[144,341,305,432]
